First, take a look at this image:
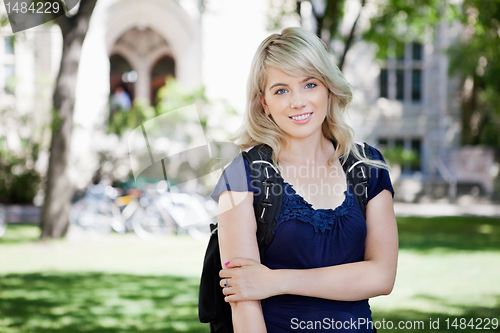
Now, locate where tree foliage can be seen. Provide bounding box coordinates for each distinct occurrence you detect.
[365,0,499,147]
[269,0,499,147]
[448,0,500,147]
[267,0,366,69]
[0,107,42,204]
[363,0,459,58]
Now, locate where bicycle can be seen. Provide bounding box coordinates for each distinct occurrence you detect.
[70,181,213,241]
[131,183,213,241]
[70,182,125,234]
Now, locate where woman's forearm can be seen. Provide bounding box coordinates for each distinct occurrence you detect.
[273,259,396,301]
[217,191,267,332]
[230,301,267,333]
[222,191,398,304]
[269,190,398,302]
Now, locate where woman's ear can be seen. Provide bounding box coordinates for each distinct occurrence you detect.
[258,92,268,114]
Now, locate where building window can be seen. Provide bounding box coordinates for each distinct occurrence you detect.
[4,36,14,54]
[4,64,15,94]
[412,69,422,101]
[379,69,388,98]
[412,42,422,61]
[396,69,404,101]
[379,42,424,103]
[410,138,422,172]
[377,137,422,174]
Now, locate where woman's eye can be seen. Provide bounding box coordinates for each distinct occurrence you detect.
[305,82,317,89]
[275,89,286,95]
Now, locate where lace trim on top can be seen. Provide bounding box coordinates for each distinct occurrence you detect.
[274,180,353,233]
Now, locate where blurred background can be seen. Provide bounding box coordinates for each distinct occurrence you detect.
[0,0,499,332]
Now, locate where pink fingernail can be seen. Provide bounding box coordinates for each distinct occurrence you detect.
[225,261,230,266]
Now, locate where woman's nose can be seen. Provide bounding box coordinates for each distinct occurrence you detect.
[290,92,306,109]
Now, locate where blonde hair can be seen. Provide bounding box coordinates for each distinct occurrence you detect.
[231,27,390,172]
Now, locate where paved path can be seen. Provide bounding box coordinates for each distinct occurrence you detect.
[3,202,500,224]
[394,202,500,218]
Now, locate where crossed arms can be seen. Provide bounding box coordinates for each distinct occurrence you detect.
[217,189,398,333]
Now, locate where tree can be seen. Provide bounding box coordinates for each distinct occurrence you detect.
[269,0,369,70]
[364,0,500,147]
[1,1,98,238]
[271,0,500,147]
[39,0,98,239]
[448,0,500,147]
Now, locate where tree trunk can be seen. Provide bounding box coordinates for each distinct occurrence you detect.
[460,76,478,146]
[338,0,365,71]
[40,0,97,239]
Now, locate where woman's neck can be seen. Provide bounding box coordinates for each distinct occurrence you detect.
[278,134,335,167]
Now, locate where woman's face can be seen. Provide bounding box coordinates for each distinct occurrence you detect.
[259,66,329,141]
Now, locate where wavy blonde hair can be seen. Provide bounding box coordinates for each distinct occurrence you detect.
[231,27,390,172]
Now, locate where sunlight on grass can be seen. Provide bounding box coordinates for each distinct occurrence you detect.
[371,250,500,313]
[370,216,500,332]
[1,217,500,332]
[0,225,208,277]
[0,224,40,244]
[397,216,500,252]
[0,273,209,332]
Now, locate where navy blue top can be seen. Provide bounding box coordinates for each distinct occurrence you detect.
[210,144,394,332]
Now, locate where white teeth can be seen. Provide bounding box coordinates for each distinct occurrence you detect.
[291,113,311,120]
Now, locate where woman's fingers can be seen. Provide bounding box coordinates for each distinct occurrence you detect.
[219,258,273,301]
[219,268,238,278]
[222,286,234,295]
[224,294,243,303]
[225,257,257,268]
[219,257,260,278]
[220,278,231,288]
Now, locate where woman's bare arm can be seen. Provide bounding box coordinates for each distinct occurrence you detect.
[221,189,398,302]
[217,190,267,333]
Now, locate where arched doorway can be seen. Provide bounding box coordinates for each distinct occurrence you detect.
[109,27,174,106]
[109,54,135,109]
[150,55,176,106]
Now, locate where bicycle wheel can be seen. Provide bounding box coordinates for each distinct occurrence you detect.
[70,198,114,234]
[187,222,211,242]
[131,205,174,240]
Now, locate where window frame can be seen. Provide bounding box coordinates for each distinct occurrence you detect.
[377,136,423,175]
[379,42,424,104]
[1,36,16,96]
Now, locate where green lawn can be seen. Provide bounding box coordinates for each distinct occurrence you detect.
[0,216,499,332]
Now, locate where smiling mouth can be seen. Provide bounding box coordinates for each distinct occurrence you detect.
[289,113,312,121]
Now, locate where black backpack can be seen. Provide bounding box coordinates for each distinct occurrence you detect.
[198,140,372,333]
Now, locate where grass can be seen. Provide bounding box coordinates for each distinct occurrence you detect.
[396,216,500,252]
[0,226,210,332]
[0,216,499,332]
[370,216,500,332]
[0,273,205,333]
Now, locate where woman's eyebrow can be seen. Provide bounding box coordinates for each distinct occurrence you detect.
[268,77,315,91]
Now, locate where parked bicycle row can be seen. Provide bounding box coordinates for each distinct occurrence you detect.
[0,180,215,241]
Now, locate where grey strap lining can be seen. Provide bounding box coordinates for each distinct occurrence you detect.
[251,160,280,174]
[347,160,364,173]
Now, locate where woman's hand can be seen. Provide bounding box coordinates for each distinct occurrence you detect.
[219,257,280,302]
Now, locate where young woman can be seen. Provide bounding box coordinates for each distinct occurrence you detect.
[210,27,398,333]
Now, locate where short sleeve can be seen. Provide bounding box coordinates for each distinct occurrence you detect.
[366,145,395,201]
[209,153,259,203]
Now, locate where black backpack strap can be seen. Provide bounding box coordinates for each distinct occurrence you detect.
[198,224,232,330]
[199,145,282,333]
[241,144,283,257]
[338,141,371,220]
